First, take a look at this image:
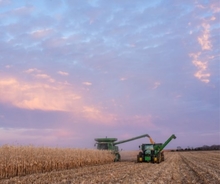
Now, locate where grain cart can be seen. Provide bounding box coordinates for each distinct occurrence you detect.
[95,134,150,161]
[137,134,176,163]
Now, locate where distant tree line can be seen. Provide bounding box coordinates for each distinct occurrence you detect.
[172,145,220,152]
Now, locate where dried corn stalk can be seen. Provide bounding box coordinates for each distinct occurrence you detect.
[0,145,114,179]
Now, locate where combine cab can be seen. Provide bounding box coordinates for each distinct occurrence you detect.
[137,134,176,163]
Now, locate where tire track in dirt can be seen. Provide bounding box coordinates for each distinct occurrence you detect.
[178,153,206,184]
[148,153,174,183]
[191,151,220,159]
[159,152,189,184]
[190,151,220,162]
[181,152,220,175]
[180,152,220,184]
[186,154,220,170]
[180,153,207,183]
[76,162,139,183]
[85,161,157,184]
[149,152,203,184]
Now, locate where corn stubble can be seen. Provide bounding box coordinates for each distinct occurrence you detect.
[0,147,220,184]
[0,145,114,179]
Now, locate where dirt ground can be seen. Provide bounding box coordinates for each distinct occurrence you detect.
[1,151,219,184]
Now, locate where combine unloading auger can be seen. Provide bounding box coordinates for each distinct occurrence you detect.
[95,134,151,161]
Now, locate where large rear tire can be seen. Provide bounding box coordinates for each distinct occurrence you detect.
[161,152,165,161]
[157,153,161,164]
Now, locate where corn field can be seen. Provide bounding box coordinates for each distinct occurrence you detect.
[0,145,114,179]
[1,146,220,184]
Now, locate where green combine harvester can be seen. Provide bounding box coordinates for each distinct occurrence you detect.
[95,134,151,161]
[137,134,176,163]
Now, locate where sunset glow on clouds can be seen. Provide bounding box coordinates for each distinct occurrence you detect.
[188,2,217,84]
[0,0,219,149]
[0,72,116,126]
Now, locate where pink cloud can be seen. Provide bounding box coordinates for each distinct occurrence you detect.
[31,29,53,38]
[24,68,55,82]
[35,73,55,83]
[0,74,117,125]
[0,127,81,146]
[152,81,161,89]
[210,3,220,13]
[82,82,92,86]
[5,65,13,68]
[189,52,211,83]
[120,77,127,81]
[24,68,41,73]
[82,106,116,125]
[197,23,212,50]
[13,5,34,15]
[0,76,82,111]
[57,71,69,76]
[188,2,217,84]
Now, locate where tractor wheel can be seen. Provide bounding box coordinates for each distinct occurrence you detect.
[114,153,121,162]
[157,153,161,164]
[161,152,165,161]
[137,155,140,162]
[137,152,143,162]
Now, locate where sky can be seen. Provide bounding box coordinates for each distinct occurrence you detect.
[0,0,219,150]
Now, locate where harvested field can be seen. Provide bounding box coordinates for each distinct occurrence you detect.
[0,150,220,184]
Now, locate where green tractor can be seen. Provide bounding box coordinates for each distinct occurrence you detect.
[95,134,151,161]
[137,134,176,163]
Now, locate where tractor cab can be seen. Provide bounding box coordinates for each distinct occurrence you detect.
[141,144,154,155]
